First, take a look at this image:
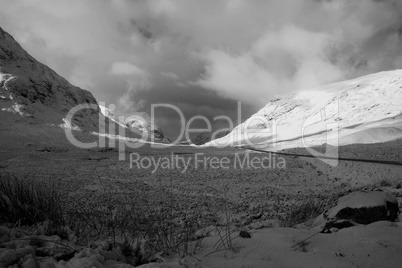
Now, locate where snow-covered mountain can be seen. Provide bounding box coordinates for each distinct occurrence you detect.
[99,105,168,142]
[205,70,402,149]
[124,112,167,142]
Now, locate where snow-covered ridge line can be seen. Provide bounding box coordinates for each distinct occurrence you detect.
[205,69,402,149]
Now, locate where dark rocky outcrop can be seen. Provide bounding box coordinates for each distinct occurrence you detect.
[321,191,399,233]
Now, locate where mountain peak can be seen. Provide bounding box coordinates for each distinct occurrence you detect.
[0,26,99,131]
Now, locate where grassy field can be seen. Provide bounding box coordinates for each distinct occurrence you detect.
[1,133,402,263]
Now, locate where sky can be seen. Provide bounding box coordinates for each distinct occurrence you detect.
[1,0,402,139]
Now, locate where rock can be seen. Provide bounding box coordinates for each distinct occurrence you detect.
[53,249,76,262]
[16,245,35,257]
[64,255,104,268]
[75,248,103,260]
[0,246,36,266]
[0,230,11,243]
[0,225,10,236]
[21,254,38,268]
[321,219,356,233]
[0,248,8,255]
[98,249,119,261]
[324,191,399,226]
[111,247,126,263]
[9,228,19,240]
[2,237,29,249]
[36,225,46,236]
[239,230,252,238]
[0,249,18,266]
[126,257,138,266]
[36,247,55,257]
[67,233,77,243]
[39,257,63,268]
[97,241,110,251]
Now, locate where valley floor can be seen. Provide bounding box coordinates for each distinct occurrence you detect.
[1,131,402,267]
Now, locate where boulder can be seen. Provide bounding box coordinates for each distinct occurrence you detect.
[20,254,38,268]
[0,249,18,267]
[323,191,399,228]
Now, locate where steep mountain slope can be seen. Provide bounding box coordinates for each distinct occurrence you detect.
[0,26,100,131]
[205,70,402,149]
[0,26,143,148]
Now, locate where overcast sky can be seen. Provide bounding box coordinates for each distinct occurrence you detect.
[1,0,401,139]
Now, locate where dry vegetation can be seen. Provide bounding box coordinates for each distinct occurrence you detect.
[1,138,402,265]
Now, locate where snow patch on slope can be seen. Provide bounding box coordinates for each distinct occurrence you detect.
[59,118,81,131]
[98,105,127,129]
[1,103,30,117]
[0,73,31,117]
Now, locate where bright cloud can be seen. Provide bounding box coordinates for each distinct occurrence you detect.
[0,0,401,138]
[110,62,148,77]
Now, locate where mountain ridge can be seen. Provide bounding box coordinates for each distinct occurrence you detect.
[205,70,402,149]
[0,26,100,131]
[0,26,144,148]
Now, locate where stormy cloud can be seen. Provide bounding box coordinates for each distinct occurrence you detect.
[1,0,401,138]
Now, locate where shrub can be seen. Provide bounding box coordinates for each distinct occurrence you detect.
[0,173,64,229]
[378,179,393,187]
[281,196,336,227]
[66,186,216,264]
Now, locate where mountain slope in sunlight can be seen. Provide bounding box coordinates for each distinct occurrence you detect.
[205,70,402,149]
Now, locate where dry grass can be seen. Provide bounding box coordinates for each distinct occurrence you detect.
[0,172,219,265]
[281,195,337,227]
[0,173,64,229]
[67,181,220,264]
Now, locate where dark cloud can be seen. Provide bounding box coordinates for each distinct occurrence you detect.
[131,83,256,138]
[130,19,154,40]
[0,0,401,139]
